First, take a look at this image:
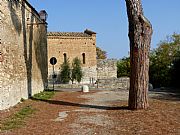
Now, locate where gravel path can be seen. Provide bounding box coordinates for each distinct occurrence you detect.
[0,89,179,135]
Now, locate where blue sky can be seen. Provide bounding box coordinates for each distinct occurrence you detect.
[29,0,180,59]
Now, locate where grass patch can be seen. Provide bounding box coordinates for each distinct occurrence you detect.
[0,106,35,131]
[32,90,55,100]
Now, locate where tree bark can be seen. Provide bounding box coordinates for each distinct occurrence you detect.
[125,0,153,109]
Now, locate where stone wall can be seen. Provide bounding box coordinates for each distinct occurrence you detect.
[49,77,130,90]
[0,0,47,110]
[97,77,130,90]
[47,30,97,84]
[81,66,97,84]
[97,59,117,79]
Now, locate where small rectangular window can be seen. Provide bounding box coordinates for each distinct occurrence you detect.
[82,53,85,64]
[63,53,67,63]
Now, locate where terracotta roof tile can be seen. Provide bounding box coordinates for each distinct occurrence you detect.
[47,32,91,37]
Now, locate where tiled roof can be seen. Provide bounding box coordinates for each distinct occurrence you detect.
[47,32,91,37]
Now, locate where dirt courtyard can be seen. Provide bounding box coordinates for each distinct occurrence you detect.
[0,89,180,135]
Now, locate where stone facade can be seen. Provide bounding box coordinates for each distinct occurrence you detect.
[47,29,97,83]
[0,0,48,110]
[97,77,130,90]
[97,59,117,79]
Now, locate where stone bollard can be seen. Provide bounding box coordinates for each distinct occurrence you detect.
[82,85,89,92]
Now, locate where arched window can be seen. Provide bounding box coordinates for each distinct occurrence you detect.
[82,53,85,64]
[63,53,67,63]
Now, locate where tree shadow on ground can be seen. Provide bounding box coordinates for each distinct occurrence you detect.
[149,88,180,101]
[31,97,129,110]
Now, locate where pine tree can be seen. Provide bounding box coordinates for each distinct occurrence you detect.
[71,57,83,83]
[60,60,71,83]
[125,0,153,109]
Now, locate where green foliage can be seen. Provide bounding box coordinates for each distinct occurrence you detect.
[171,51,180,88]
[60,59,71,83]
[117,57,130,77]
[20,98,25,102]
[149,33,180,88]
[0,106,35,130]
[96,47,107,59]
[59,57,83,83]
[116,33,180,88]
[71,57,83,83]
[32,91,55,100]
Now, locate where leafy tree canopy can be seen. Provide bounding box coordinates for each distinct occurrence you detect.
[96,47,107,59]
[149,33,180,88]
[117,57,130,78]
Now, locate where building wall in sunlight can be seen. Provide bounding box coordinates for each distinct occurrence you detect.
[0,0,47,110]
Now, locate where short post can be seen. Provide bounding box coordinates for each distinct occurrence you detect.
[89,77,91,84]
[53,65,55,91]
[82,85,89,92]
[97,79,99,88]
[50,57,57,91]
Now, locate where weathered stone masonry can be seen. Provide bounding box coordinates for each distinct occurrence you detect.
[47,29,97,84]
[97,59,117,79]
[0,0,48,110]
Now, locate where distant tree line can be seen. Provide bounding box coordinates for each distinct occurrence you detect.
[117,33,180,89]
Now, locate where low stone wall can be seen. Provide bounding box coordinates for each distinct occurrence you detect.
[97,77,130,90]
[50,77,130,90]
[50,84,83,89]
[81,66,97,84]
[97,59,117,79]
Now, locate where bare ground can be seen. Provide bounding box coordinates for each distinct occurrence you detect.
[0,89,180,135]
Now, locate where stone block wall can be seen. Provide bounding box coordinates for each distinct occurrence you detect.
[81,66,97,84]
[97,77,130,90]
[97,59,117,79]
[0,0,47,110]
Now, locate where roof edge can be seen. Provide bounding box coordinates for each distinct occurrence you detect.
[84,29,96,35]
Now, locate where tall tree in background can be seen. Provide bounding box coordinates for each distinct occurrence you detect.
[60,60,71,83]
[125,0,153,109]
[71,57,83,83]
[96,47,107,59]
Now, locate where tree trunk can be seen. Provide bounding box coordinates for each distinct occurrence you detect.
[125,0,153,109]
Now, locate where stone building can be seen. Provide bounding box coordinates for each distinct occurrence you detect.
[47,29,97,83]
[0,0,48,110]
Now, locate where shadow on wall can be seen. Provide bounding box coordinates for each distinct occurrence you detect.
[8,0,48,97]
[34,24,48,89]
[21,1,33,97]
[8,1,22,35]
[7,0,32,97]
